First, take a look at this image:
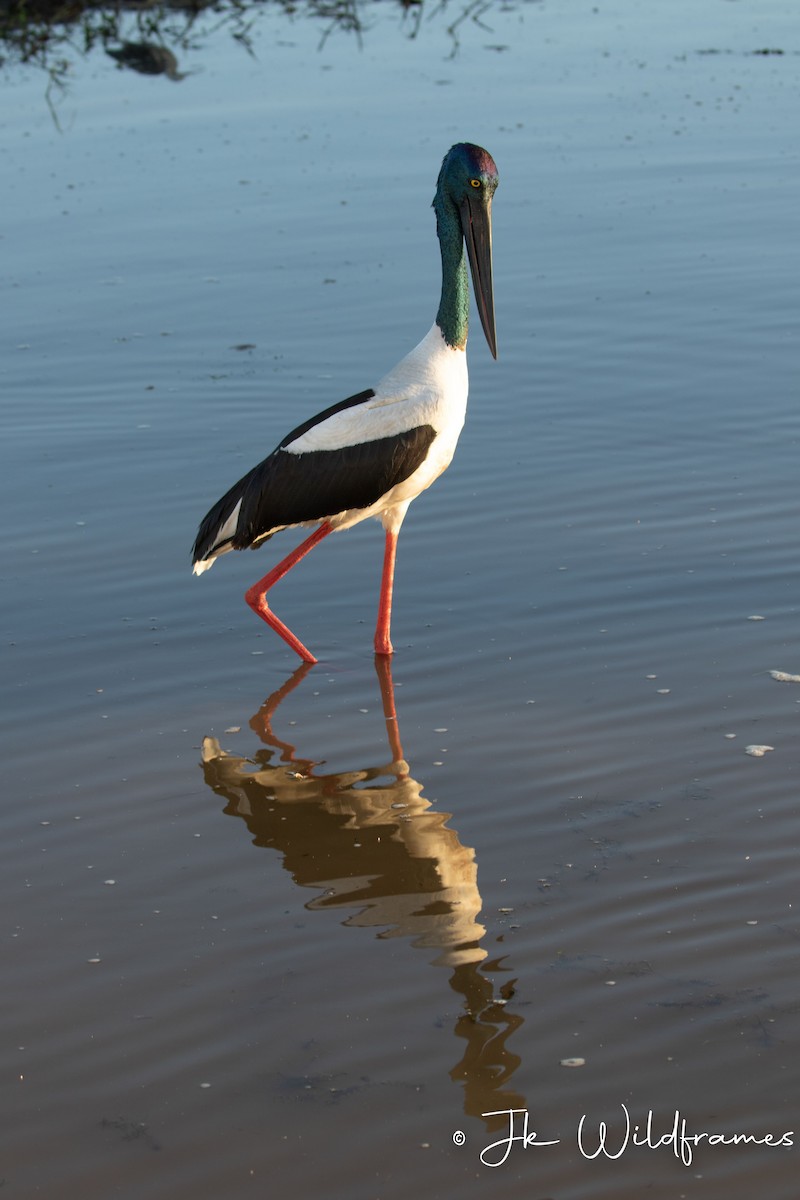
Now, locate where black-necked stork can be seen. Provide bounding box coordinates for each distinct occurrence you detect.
[192,142,498,663]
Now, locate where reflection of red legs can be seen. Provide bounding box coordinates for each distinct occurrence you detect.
[246,655,405,774]
[249,661,315,761]
[374,530,398,656]
[244,522,333,664]
[374,653,404,766]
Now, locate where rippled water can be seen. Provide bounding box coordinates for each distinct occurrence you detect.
[3,1,799,1196]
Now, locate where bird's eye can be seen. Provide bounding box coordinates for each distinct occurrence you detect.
[470,178,482,188]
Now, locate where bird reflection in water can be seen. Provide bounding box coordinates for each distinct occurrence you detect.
[200,656,525,1125]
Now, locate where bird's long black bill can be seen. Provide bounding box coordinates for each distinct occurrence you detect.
[460,194,497,359]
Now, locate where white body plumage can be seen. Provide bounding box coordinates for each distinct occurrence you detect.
[193,323,468,573]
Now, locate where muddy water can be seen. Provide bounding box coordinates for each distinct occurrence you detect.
[3,1,799,1196]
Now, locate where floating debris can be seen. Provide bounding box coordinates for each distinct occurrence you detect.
[560,1057,586,1068]
[747,615,765,621]
[724,733,737,739]
[745,744,774,758]
[769,670,800,684]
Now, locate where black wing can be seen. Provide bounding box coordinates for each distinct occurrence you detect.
[237,423,437,547]
[192,394,436,564]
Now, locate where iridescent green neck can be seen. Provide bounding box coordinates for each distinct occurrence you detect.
[434,198,469,351]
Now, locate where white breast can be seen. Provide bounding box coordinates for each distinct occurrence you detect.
[285,324,468,456]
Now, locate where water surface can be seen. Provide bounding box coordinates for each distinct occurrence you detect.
[2,2,799,1196]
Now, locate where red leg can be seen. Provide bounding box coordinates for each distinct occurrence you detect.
[244,522,333,664]
[374,529,398,656]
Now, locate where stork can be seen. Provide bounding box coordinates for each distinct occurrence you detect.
[192,142,498,663]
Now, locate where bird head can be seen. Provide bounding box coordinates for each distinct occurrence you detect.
[435,143,498,358]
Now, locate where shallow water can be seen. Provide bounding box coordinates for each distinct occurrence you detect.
[3,1,799,1196]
